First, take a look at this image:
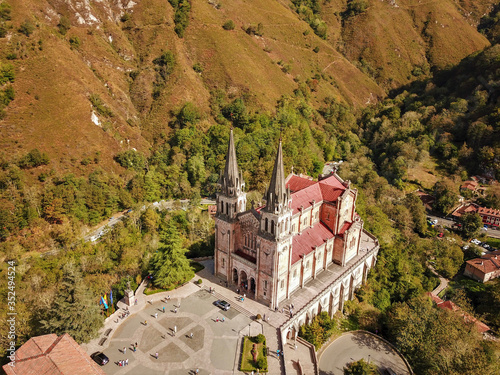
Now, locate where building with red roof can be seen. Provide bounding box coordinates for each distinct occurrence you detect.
[213,130,378,311]
[2,333,106,375]
[427,293,491,334]
[464,250,500,283]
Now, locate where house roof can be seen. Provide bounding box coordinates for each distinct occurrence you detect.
[478,207,500,218]
[3,333,106,375]
[427,293,491,333]
[291,221,334,264]
[461,181,479,190]
[286,174,316,193]
[451,203,479,218]
[465,257,500,275]
[287,174,346,215]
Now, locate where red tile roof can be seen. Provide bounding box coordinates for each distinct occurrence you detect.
[338,222,352,236]
[3,334,106,375]
[451,203,479,218]
[286,175,316,193]
[427,293,491,333]
[461,181,479,191]
[291,222,334,264]
[288,174,346,215]
[478,207,500,218]
[466,257,500,275]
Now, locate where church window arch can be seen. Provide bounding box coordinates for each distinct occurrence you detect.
[226,202,229,215]
[220,201,224,213]
[271,220,275,235]
[265,218,268,232]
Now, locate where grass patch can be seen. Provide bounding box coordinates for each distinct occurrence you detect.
[485,237,500,249]
[190,261,205,273]
[240,336,268,372]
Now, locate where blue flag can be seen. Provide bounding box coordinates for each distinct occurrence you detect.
[110,290,113,306]
[100,296,108,309]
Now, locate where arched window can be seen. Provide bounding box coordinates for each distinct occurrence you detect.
[220,201,224,213]
[286,219,289,232]
[226,202,229,215]
[222,258,225,268]
[271,220,275,235]
[265,218,268,232]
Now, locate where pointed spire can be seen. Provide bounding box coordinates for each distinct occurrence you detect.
[265,139,287,213]
[221,128,240,196]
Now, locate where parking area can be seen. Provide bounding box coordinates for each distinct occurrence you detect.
[98,289,252,375]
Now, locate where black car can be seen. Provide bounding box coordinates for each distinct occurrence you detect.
[91,352,109,366]
[214,299,230,311]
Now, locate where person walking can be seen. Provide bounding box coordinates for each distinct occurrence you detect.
[163,306,165,313]
[144,320,148,325]
[190,332,193,339]
[195,369,199,374]
[155,312,158,319]
[125,358,128,366]
[155,352,158,359]
[123,347,126,354]
[174,307,177,313]
[174,325,177,333]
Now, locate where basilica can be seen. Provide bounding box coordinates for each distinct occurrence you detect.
[214,130,377,314]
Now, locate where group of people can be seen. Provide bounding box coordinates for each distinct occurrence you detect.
[117,358,129,366]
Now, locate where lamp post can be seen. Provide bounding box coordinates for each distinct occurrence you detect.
[248,323,251,336]
[368,355,371,364]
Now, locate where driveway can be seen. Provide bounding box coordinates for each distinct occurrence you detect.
[318,331,411,375]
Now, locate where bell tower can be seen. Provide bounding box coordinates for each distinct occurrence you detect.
[214,129,246,280]
[259,140,293,309]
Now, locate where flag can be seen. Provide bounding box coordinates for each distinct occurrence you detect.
[100,296,108,309]
[110,290,113,306]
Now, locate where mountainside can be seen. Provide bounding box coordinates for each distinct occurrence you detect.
[0,0,495,175]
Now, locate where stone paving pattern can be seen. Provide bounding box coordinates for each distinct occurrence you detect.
[83,259,409,374]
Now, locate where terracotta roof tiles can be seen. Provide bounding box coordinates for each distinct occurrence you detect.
[291,222,334,264]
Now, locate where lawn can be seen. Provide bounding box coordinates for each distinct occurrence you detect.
[240,335,268,373]
[484,237,500,249]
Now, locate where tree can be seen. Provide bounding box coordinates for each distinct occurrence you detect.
[461,212,483,239]
[149,221,194,289]
[344,358,377,375]
[39,263,103,343]
[433,180,458,214]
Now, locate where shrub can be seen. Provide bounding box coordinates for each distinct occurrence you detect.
[89,94,114,117]
[6,53,16,60]
[114,150,145,171]
[153,51,176,81]
[18,149,50,169]
[313,46,320,53]
[223,20,235,30]
[0,3,11,21]
[58,16,71,35]
[19,20,35,36]
[256,313,262,320]
[69,36,81,49]
[192,62,203,73]
[255,334,266,343]
[0,63,14,84]
[120,13,131,22]
[197,279,202,284]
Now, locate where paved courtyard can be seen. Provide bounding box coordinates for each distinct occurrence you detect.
[97,289,255,374]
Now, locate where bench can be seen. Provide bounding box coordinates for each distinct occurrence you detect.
[98,338,107,346]
[104,328,112,337]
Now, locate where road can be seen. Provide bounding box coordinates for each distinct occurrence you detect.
[83,198,216,243]
[318,331,411,375]
[427,214,500,239]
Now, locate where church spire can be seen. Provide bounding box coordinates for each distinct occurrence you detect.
[220,128,241,197]
[264,139,288,213]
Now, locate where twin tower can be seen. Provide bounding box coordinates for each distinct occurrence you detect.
[214,129,365,309]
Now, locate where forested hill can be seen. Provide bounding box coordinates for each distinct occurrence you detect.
[355,43,500,188]
[0,0,495,175]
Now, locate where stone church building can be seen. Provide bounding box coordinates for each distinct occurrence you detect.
[214,130,378,320]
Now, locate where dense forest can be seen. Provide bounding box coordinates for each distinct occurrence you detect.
[1,0,500,373]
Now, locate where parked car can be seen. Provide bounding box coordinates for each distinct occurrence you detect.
[214,299,230,311]
[471,239,481,245]
[91,352,109,366]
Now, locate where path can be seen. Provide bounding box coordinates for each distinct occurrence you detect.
[428,263,449,296]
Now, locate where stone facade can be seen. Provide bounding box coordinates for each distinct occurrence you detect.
[214,131,379,327]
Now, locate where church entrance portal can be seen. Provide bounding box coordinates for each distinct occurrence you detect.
[250,277,256,294]
[240,270,248,290]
